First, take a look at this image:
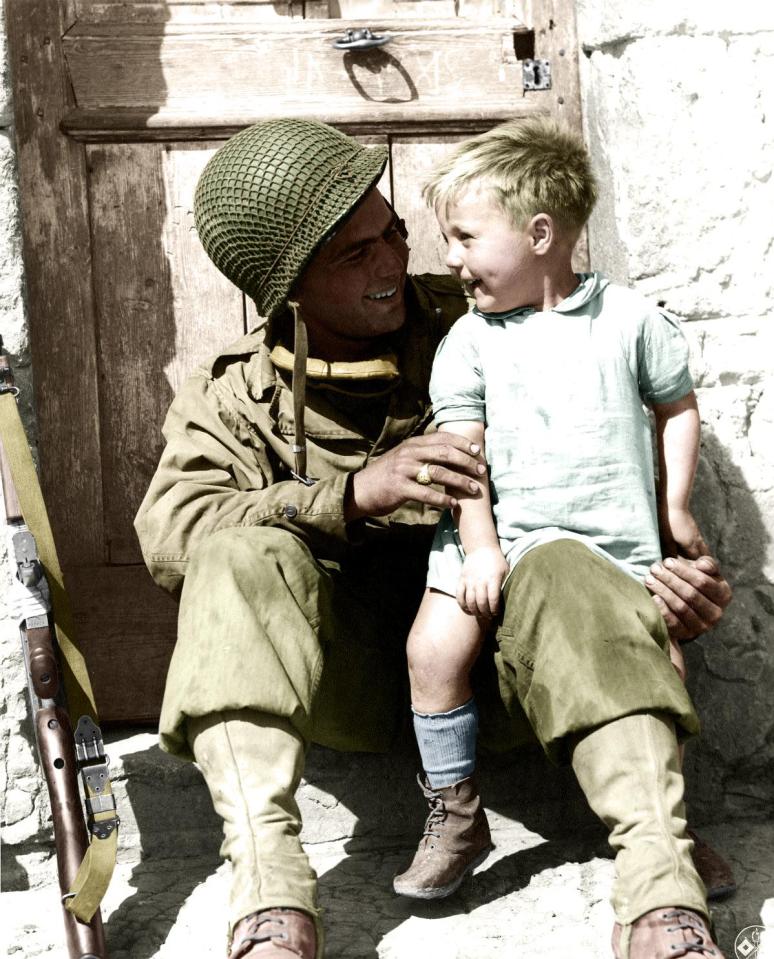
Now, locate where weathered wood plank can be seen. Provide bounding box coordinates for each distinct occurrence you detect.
[522,0,583,137]
[87,142,244,564]
[75,0,306,22]
[333,0,458,16]
[391,134,464,276]
[62,19,530,124]
[75,0,522,22]
[5,0,106,566]
[62,105,548,142]
[67,565,178,724]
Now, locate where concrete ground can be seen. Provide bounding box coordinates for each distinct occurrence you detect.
[3,729,773,959]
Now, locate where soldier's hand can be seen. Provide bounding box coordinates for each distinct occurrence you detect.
[344,432,485,521]
[645,555,732,642]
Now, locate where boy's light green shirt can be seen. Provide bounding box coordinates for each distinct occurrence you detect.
[428,273,695,584]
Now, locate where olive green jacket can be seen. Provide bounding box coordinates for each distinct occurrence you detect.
[134,274,469,593]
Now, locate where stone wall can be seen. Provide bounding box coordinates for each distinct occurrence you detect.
[576,0,774,819]
[2,1,773,891]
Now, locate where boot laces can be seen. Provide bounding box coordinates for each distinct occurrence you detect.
[660,910,718,956]
[419,779,448,842]
[241,911,290,946]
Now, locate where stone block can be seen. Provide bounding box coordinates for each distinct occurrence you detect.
[582,33,774,320]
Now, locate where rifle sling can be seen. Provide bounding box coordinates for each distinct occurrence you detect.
[64,817,119,922]
[0,391,116,921]
[0,392,96,719]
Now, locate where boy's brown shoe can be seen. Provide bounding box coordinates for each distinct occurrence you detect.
[392,775,493,900]
[228,908,317,959]
[612,907,725,958]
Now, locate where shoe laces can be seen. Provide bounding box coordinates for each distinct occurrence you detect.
[419,777,448,841]
[241,910,290,947]
[660,910,718,956]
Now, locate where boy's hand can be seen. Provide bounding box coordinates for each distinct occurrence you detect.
[457,546,509,619]
[660,506,709,560]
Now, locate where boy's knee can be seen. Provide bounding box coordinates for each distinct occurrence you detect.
[406,625,434,684]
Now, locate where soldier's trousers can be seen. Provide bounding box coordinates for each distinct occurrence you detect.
[161,526,705,937]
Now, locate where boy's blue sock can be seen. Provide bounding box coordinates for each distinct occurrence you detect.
[412,698,478,789]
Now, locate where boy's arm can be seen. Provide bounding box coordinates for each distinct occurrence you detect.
[438,420,509,618]
[651,390,709,559]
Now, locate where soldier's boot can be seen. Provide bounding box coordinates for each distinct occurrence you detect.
[570,712,724,959]
[612,908,724,958]
[188,709,322,959]
[228,908,316,959]
[393,775,493,900]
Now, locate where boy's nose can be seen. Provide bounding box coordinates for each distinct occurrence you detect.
[445,239,463,270]
[446,249,462,270]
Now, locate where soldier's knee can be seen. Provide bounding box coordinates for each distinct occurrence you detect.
[188,525,316,588]
[522,539,592,580]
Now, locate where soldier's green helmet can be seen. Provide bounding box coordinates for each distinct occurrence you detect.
[194,118,388,319]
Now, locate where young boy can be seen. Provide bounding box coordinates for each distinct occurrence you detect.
[393,118,708,900]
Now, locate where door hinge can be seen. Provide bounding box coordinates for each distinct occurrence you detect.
[522,59,552,91]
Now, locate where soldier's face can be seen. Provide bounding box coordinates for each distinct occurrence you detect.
[293,189,410,361]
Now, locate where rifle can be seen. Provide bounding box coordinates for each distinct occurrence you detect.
[0,337,116,958]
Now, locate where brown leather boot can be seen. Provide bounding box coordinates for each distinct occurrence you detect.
[688,830,737,901]
[612,907,725,958]
[392,775,493,899]
[228,908,317,959]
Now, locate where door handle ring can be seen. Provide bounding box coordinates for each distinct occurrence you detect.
[332,28,392,51]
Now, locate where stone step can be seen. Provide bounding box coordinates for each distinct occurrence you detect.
[4,729,773,958]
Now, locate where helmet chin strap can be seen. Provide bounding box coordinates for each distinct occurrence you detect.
[282,298,403,483]
[287,301,314,486]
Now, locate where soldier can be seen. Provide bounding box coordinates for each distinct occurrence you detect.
[135,119,732,959]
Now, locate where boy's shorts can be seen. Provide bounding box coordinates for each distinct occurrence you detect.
[426,508,647,595]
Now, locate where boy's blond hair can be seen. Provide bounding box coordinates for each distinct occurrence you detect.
[423,117,597,235]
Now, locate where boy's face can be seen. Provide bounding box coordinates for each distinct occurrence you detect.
[436,186,544,314]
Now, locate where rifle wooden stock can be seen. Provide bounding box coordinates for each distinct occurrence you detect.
[36,702,106,958]
[27,624,60,700]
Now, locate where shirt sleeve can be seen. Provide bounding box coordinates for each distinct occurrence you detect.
[429,314,486,424]
[637,308,695,404]
[134,370,353,594]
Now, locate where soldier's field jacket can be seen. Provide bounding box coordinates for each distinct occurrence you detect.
[134,274,469,595]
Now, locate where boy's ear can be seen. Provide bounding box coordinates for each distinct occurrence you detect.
[529,213,554,253]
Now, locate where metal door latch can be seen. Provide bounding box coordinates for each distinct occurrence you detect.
[522,58,551,91]
[332,27,392,51]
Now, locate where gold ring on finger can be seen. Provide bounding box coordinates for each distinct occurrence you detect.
[416,463,433,485]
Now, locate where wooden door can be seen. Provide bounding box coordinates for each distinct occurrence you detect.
[6,0,583,723]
